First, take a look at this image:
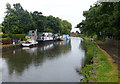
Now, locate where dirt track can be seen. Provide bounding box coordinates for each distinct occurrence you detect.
[95,39,120,71]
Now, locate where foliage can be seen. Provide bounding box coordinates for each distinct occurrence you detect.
[84,38,96,64]
[80,64,92,82]
[2,3,72,34]
[9,34,26,39]
[2,34,10,38]
[70,34,81,37]
[76,2,120,40]
[79,38,96,82]
[60,19,72,34]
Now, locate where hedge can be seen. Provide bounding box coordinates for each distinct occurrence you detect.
[8,34,26,40]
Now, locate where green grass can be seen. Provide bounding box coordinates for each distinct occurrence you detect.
[80,64,93,82]
[94,46,118,82]
[70,34,85,38]
[80,37,118,82]
[80,38,96,82]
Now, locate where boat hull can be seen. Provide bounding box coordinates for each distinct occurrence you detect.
[22,39,38,47]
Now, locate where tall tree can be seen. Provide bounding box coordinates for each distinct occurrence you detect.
[2,3,72,35]
[76,2,120,40]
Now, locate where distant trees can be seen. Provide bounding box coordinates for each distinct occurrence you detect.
[46,16,61,33]
[60,20,72,34]
[76,2,120,40]
[2,3,72,34]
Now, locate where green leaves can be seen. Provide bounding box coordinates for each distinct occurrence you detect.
[2,3,72,34]
[77,2,120,40]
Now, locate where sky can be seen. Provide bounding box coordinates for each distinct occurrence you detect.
[0,0,98,32]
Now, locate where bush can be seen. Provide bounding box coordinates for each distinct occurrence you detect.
[84,39,96,64]
[2,34,9,38]
[9,34,26,40]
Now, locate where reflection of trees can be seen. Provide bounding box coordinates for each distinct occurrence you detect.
[79,39,86,67]
[79,39,86,51]
[3,50,33,75]
[29,40,71,67]
[2,40,71,75]
[79,39,91,67]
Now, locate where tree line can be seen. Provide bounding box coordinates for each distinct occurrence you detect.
[2,3,72,34]
[76,2,120,40]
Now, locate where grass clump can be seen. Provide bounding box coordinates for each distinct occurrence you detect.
[80,64,93,82]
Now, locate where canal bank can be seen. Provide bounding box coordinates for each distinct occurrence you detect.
[1,40,59,52]
[80,38,119,82]
[0,44,22,53]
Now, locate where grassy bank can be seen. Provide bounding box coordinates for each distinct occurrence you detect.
[70,34,85,38]
[80,38,118,82]
[80,38,96,82]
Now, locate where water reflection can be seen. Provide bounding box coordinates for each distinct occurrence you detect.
[2,37,85,82]
[79,39,86,51]
[2,41,71,75]
[22,47,38,55]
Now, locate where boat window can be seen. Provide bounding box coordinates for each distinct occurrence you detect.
[25,41,31,44]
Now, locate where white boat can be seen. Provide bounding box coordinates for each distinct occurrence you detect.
[38,32,54,41]
[41,36,53,41]
[22,39,38,47]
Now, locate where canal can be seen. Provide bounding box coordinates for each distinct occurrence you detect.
[2,37,85,82]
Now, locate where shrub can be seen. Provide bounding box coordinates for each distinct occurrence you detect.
[84,39,96,64]
[9,34,26,40]
[2,34,9,38]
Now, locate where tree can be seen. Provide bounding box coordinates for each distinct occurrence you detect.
[2,3,32,34]
[76,2,120,40]
[46,15,61,33]
[2,3,72,35]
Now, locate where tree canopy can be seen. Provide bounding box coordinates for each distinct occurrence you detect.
[76,2,120,40]
[2,3,72,34]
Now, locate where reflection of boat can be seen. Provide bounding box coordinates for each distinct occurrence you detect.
[22,39,38,47]
[22,47,30,50]
[22,47,38,55]
[40,44,54,51]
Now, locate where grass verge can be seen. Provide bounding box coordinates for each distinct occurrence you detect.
[80,37,118,82]
[95,45,118,82]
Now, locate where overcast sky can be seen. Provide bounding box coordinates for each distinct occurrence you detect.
[0,0,98,32]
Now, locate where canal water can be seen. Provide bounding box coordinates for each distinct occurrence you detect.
[2,37,85,82]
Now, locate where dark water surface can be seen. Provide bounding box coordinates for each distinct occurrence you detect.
[2,37,85,82]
